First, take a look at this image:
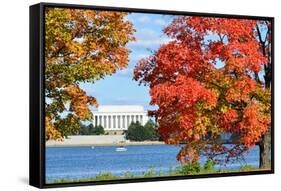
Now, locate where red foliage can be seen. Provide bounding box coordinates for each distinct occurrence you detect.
[134,16,271,164]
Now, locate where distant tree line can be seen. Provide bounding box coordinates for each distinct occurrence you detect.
[68,119,159,140]
[125,119,159,141]
[70,124,105,135]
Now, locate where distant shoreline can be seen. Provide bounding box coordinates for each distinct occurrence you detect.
[46,141,165,147]
[46,135,165,148]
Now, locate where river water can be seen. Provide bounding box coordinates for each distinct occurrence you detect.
[46,144,259,182]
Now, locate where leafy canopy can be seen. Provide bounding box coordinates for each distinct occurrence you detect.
[45,8,135,140]
[126,120,158,141]
[134,16,271,164]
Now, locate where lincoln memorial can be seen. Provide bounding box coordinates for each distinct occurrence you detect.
[92,105,149,132]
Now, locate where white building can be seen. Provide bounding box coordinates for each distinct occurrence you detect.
[92,105,149,131]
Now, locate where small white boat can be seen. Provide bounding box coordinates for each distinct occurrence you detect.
[91,146,95,149]
[115,146,127,152]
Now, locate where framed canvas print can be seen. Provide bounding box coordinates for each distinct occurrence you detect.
[29,2,274,188]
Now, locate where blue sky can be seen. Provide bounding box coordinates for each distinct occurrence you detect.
[80,13,173,111]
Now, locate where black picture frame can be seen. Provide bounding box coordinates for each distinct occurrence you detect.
[29,2,274,189]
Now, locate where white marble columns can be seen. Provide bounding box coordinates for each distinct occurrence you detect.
[93,113,148,130]
[92,105,149,131]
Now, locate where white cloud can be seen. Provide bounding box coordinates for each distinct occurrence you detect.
[137,54,149,60]
[136,28,159,40]
[118,68,133,76]
[129,53,150,64]
[154,19,168,26]
[126,28,173,49]
[128,38,172,49]
[138,15,151,23]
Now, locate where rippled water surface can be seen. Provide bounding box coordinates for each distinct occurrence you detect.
[46,145,259,181]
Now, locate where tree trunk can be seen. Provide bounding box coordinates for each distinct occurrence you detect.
[256,22,272,170]
[259,129,271,169]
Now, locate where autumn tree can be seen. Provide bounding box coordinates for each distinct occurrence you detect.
[45,8,135,140]
[134,16,272,168]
